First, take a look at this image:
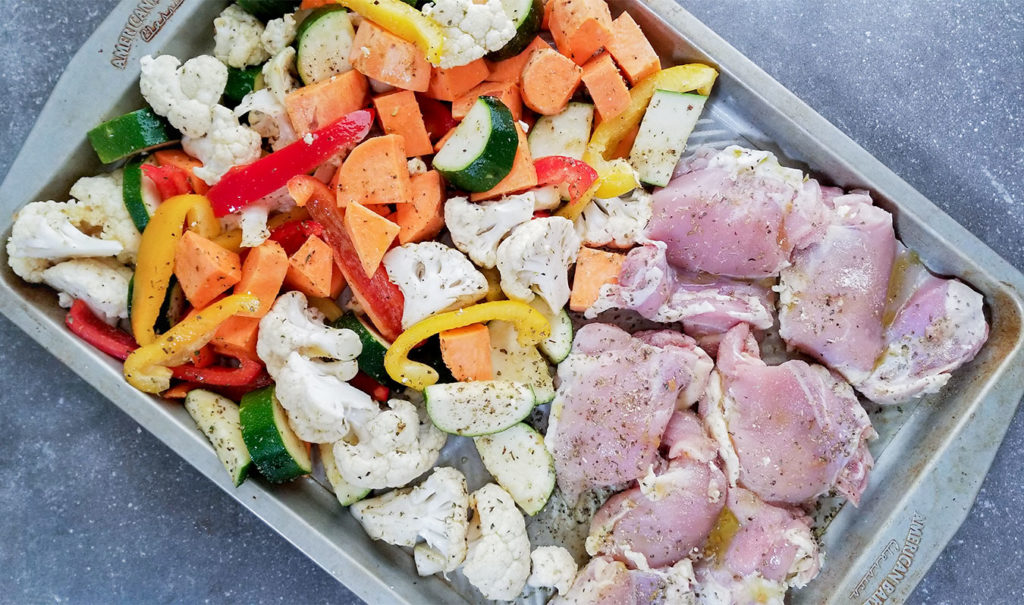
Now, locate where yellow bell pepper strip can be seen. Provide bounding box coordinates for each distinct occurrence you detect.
[555,179,601,222]
[583,63,719,198]
[124,294,260,393]
[337,0,445,66]
[384,301,551,390]
[130,194,221,346]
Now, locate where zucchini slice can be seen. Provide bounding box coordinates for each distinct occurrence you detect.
[236,0,300,21]
[489,320,556,404]
[296,6,356,85]
[629,90,708,187]
[425,381,535,436]
[527,102,594,161]
[474,422,555,515]
[239,386,312,483]
[185,390,252,487]
[434,96,518,192]
[121,160,160,233]
[318,443,371,506]
[528,299,573,364]
[224,65,263,106]
[488,0,543,61]
[332,312,391,386]
[87,108,177,164]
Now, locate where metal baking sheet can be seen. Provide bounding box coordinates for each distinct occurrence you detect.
[1,1,1022,603]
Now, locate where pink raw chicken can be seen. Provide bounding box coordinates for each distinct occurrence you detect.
[586,411,727,569]
[702,323,876,506]
[545,324,713,505]
[858,245,988,404]
[693,487,821,604]
[646,146,829,279]
[552,556,697,604]
[587,243,775,352]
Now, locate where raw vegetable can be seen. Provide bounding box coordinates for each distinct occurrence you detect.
[332,312,392,386]
[206,109,374,217]
[520,48,582,116]
[372,90,434,157]
[452,81,522,121]
[444,194,533,269]
[580,52,630,121]
[64,299,139,361]
[382,242,488,328]
[485,36,548,83]
[267,218,324,255]
[568,246,626,312]
[173,230,242,309]
[439,323,493,382]
[239,385,312,483]
[87,108,177,164]
[223,65,263,106]
[528,298,572,363]
[605,12,662,85]
[487,0,543,61]
[184,389,252,487]
[153,149,210,195]
[124,293,260,393]
[284,69,370,135]
[336,134,412,206]
[395,170,445,244]
[488,319,555,404]
[461,483,532,600]
[433,96,518,193]
[172,352,265,387]
[348,19,431,92]
[383,300,550,390]
[474,422,555,514]
[141,163,193,201]
[533,155,599,204]
[284,234,334,297]
[527,102,594,161]
[237,0,301,21]
[336,0,445,66]
[120,160,156,232]
[495,216,581,311]
[416,95,459,142]
[235,240,289,318]
[425,380,535,436]
[629,91,708,187]
[295,6,356,85]
[344,202,400,277]
[469,122,538,201]
[318,443,371,506]
[548,0,613,65]
[425,59,490,102]
[211,315,262,360]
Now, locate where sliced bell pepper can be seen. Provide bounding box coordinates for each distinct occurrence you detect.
[65,299,139,360]
[584,63,719,198]
[534,155,599,215]
[141,163,192,200]
[153,149,210,195]
[171,353,264,387]
[384,300,550,391]
[124,293,260,393]
[554,179,601,222]
[206,110,374,217]
[417,94,459,141]
[130,194,221,346]
[299,175,406,342]
[349,371,391,403]
[337,0,445,66]
[268,218,325,256]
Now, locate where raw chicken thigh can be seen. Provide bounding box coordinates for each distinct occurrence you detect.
[694,487,821,605]
[545,324,713,504]
[702,323,876,505]
[586,411,727,569]
[553,556,698,605]
[777,189,897,385]
[646,147,828,279]
[858,245,988,404]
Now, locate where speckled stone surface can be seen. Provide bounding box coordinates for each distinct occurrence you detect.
[0,1,1020,604]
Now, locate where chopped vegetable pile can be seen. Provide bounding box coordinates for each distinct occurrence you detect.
[6,0,989,603]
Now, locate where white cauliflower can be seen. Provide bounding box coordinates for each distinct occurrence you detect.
[350,467,470,576]
[445,194,534,269]
[261,13,298,56]
[218,185,295,248]
[214,4,270,68]
[275,351,379,443]
[407,157,428,175]
[531,185,562,211]
[256,291,363,378]
[462,483,532,601]
[183,105,263,185]
[6,201,123,282]
[333,399,447,490]
[262,47,299,102]
[139,54,228,138]
[574,188,653,249]
[527,546,578,596]
[496,217,581,312]
[235,88,299,151]
[68,172,142,264]
[422,0,516,68]
[41,258,133,325]
[382,242,488,328]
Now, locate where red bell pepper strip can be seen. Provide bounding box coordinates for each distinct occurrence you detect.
[349,371,391,403]
[189,345,217,369]
[64,299,139,360]
[268,219,325,256]
[141,163,192,200]
[533,156,599,203]
[207,109,375,217]
[163,370,273,401]
[416,94,458,142]
[297,176,405,342]
[171,354,264,387]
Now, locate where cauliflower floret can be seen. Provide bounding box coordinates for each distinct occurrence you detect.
[527,546,578,596]
[445,194,534,269]
[218,185,295,248]
[261,13,298,56]
[262,47,300,102]
[422,0,516,68]
[382,242,488,328]
[531,185,562,211]
[214,4,270,68]
[235,88,299,151]
[275,352,378,443]
[350,467,470,576]
[68,171,142,263]
[257,291,363,378]
[407,157,428,175]
[6,201,123,282]
[496,217,581,311]
[462,483,532,601]
[574,188,653,249]
[41,258,133,325]
[183,105,262,185]
[139,54,228,138]
[333,399,447,489]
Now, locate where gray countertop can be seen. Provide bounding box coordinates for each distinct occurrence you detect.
[1,0,1020,603]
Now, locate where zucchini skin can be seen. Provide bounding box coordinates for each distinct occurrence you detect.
[487,0,543,62]
[239,386,311,483]
[236,0,301,22]
[435,96,518,193]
